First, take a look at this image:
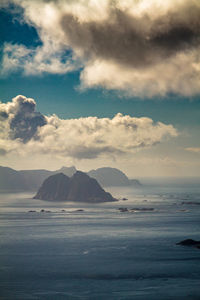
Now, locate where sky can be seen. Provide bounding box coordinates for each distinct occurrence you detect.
[0,0,200,177]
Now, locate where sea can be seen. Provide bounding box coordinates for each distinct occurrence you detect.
[0,178,200,300]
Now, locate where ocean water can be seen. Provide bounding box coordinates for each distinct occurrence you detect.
[0,183,200,300]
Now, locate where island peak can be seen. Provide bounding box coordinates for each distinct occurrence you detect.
[33,171,117,203]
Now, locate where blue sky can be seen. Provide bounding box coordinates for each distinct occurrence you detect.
[0,1,200,177]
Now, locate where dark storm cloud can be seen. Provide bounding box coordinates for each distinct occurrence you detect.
[10,96,46,142]
[61,4,200,69]
[2,0,200,96]
[0,95,46,142]
[10,111,46,142]
[0,111,9,120]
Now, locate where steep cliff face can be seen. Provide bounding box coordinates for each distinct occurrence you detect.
[33,171,117,203]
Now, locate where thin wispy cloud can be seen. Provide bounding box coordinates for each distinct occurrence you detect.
[185,147,200,153]
[1,0,200,97]
[0,95,178,160]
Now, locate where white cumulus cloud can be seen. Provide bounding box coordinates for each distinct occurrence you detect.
[0,95,178,160]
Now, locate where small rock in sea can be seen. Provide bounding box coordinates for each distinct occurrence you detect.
[130,207,154,212]
[76,209,84,212]
[40,209,51,213]
[118,207,155,213]
[122,198,128,201]
[176,239,200,249]
[28,210,36,213]
[118,207,129,212]
[61,209,66,212]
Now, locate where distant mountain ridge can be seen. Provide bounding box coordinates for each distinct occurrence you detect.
[34,171,117,203]
[0,166,77,191]
[0,166,29,191]
[0,165,141,191]
[88,167,141,187]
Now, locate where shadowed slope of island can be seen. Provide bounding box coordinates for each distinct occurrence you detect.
[33,171,117,203]
[33,173,70,201]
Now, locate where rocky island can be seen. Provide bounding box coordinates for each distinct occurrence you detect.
[176,239,200,249]
[33,171,117,203]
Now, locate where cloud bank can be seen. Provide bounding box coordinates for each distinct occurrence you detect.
[1,0,200,97]
[0,95,177,159]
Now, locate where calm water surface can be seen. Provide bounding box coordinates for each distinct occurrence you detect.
[0,184,200,299]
